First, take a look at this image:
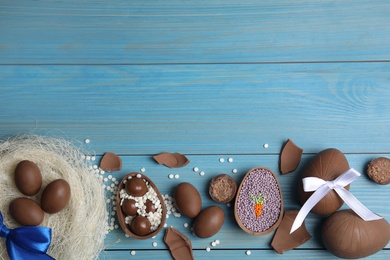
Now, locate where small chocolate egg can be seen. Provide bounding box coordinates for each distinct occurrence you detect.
[125,177,147,197]
[41,179,71,213]
[322,210,390,259]
[9,197,44,226]
[193,206,224,238]
[298,148,350,215]
[174,182,202,218]
[130,216,151,236]
[14,160,42,196]
[122,199,138,216]
[145,199,156,213]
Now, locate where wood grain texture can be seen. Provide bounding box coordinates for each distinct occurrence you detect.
[1,0,390,64]
[1,64,390,155]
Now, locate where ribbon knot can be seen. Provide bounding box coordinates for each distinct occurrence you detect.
[290,168,382,234]
[0,212,55,260]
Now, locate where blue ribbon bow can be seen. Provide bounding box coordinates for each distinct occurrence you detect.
[0,212,55,260]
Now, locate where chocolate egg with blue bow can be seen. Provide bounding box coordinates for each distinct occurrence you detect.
[298,148,350,215]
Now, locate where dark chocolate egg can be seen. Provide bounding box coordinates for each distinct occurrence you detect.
[322,210,390,259]
[145,199,156,213]
[14,160,42,196]
[298,148,350,215]
[193,206,224,238]
[41,179,71,213]
[122,199,138,216]
[125,177,147,197]
[130,216,151,236]
[9,197,44,226]
[174,182,202,218]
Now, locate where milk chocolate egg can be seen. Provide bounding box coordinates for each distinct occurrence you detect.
[122,199,138,216]
[125,177,147,197]
[41,179,71,213]
[130,216,151,236]
[9,197,44,226]
[193,206,224,238]
[322,210,390,259]
[298,148,349,215]
[174,182,202,218]
[14,160,42,196]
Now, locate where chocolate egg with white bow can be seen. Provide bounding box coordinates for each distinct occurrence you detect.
[298,148,350,215]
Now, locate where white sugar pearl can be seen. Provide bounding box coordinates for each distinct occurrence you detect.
[184,223,188,228]
[211,242,216,247]
[152,242,158,247]
[136,174,142,178]
[168,174,174,179]
[140,167,146,172]
[232,169,238,174]
[246,250,251,255]
[206,247,211,252]
[86,156,91,161]
[228,158,233,162]
[226,203,231,207]
[174,174,179,179]
[93,165,98,169]
[215,240,220,244]
[199,171,205,176]
[84,139,90,144]
[219,158,225,163]
[263,143,269,148]
[193,167,199,172]
[130,250,136,255]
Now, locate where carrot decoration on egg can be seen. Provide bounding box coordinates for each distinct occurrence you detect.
[251,193,266,218]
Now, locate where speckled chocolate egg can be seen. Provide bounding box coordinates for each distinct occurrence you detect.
[322,210,390,259]
[125,177,147,197]
[41,179,71,213]
[193,206,224,238]
[298,148,350,215]
[122,199,138,216]
[130,216,151,236]
[174,182,202,218]
[14,160,42,196]
[9,197,44,226]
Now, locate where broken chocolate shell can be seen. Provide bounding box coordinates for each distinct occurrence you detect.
[271,210,311,254]
[279,139,303,175]
[153,152,190,168]
[164,227,194,260]
[100,152,122,172]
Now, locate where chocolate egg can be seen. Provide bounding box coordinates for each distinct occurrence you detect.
[41,179,71,213]
[298,148,350,215]
[234,167,283,235]
[193,206,224,238]
[9,197,44,226]
[14,160,42,196]
[174,182,202,218]
[322,210,390,258]
[130,216,151,236]
[125,177,147,197]
[122,199,138,216]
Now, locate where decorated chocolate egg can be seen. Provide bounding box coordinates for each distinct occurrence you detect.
[9,197,44,226]
[174,182,202,218]
[193,206,224,238]
[298,148,350,215]
[14,160,42,196]
[322,210,390,258]
[234,167,283,235]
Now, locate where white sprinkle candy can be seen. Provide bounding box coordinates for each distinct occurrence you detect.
[226,203,231,207]
[86,156,91,161]
[193,167,199,172]
[211,241,216,247]
[183,223,188,228]
[215,239,220,245]
[228,158,233,163]
[168,174,174,179]
[206,247,211,252]
[91,156,96,161]
[84,139,90,144]
[174,174,179,179]
[152,242,158,247]
[246,250,251,255]
[219,158,225,163]
[136,173,142,178]
[263,143,269,148]
[199,171,205,176]
[232,169,238,174]
[140,167,146,173]
[130,250,136,256]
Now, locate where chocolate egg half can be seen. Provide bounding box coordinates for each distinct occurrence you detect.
[193,206,224,238]
[174,182,202,218]
[322,210,390,259]
[9,197,44,226]
[298,148,350,215]
[234,167,283,235]
[14,160,42,196]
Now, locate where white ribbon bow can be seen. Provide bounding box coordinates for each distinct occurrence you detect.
[290,168,382,234]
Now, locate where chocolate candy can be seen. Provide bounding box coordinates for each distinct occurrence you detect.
[209,174,237,204]
[125,177,147,197]
[174,183,202,218]
[41,179,71,214]
[164,227,194,260]
[279,139,303,175]
[145,199,156,213]
[298,148,350,215]
[9,197,44,226]
[367,157,390,185]
[130,216,151,236]
[193,206,224,238]
[122,199,138,216]
[14,160,42,196]
[322,210,390,258]
[153,152,190,168]
[100,152,122,172]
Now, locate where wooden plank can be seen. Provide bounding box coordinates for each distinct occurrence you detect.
[1,63,390,155]
[1,0,390,64]
[101,154,390,251]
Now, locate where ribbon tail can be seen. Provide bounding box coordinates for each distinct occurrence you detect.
[334,188,382,221]
[7,240,55,260]
[290,185,331,234]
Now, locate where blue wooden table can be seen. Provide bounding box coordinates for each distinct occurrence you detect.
[1,1,389,259]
